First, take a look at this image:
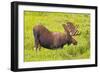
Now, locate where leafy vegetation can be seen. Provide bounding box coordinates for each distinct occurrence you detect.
[24,11,90,62]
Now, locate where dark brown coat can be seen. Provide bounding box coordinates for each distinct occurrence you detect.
[33,24,77,51]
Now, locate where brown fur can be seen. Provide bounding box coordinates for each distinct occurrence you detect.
[33,24,77,51]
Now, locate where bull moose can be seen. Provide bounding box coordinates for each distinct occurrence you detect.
[33,23,77,51]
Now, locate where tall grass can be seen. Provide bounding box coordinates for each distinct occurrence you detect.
[24,11,90,62]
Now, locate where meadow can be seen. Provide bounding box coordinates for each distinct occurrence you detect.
[24,11,90,62]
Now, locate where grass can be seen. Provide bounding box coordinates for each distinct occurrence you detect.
[24,11,90,62]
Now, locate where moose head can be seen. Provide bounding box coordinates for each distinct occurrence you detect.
[62,24,77,45]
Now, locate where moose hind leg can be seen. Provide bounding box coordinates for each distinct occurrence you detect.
[34,39,39,52]
[33,30,39,52]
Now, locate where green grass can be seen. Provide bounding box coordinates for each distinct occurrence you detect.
[24,11,90,62]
